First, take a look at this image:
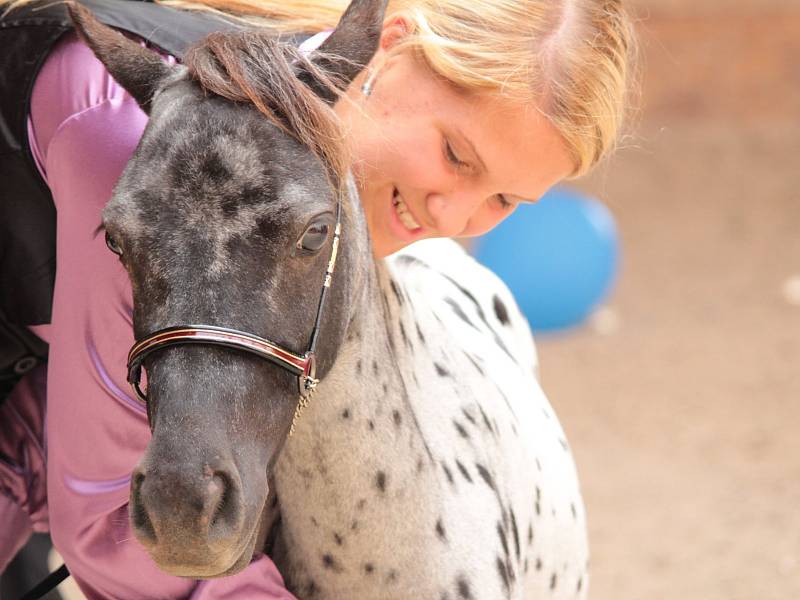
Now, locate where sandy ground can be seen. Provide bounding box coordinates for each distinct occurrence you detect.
[539,3,800,599]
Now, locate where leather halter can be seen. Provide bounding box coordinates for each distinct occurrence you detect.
[126,193,343,435]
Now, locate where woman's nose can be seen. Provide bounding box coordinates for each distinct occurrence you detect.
[426,192,483,237]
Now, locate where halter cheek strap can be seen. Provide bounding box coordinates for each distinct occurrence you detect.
[126,193,343,435]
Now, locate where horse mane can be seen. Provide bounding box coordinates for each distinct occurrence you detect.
[183,31,348,187]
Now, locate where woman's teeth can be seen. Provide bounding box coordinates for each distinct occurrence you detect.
[393,191,421,230]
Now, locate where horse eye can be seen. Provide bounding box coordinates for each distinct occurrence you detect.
[298,222,330,253]
[105,231,123,256]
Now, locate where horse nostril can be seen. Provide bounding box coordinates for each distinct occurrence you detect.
[207,471,239,540]
[130,470,157,544]
[132,470,146,493]
[129,461,243,549]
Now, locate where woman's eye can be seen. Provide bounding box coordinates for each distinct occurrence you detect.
[105,231,123,256]
[494,194,514,211]
[444,140,469,170]
[298,222,330,252]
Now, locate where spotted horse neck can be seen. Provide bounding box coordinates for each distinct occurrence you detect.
[271,238,590,600]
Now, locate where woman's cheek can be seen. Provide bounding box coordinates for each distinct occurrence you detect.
[397,140,444,188]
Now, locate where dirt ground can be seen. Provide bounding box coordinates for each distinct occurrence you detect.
[539,3,800,599]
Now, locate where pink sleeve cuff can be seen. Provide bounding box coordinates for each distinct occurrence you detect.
[189,555,299,600]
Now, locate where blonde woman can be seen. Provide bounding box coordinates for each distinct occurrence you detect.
[0,0,635,598]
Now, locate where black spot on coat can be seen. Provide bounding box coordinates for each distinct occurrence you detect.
[464,352,485,376]
[389,278,404,305]
[442,462,455,485]
[455,460,473,483]
[475,463,495,490]
[434,363,451,378]
[445,297,477,330]
[477,405,495,435]
[399,321,411,348]
[496,556,511,594]
[439,271,516,358]
[497,522,509,559]
[435,518,447,542]
[460,407,477,426]
[493,294,510,325]
[321,553,343,573]
[456,576,473,599]
[509,507,521,560]
[375,471,387,492]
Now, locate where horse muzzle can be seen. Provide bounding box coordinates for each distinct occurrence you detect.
[129,453,260,576]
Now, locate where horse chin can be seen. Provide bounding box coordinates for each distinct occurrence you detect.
[151,521,261,579]
[157,550,253,580]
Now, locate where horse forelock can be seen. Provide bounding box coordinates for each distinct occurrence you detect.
[183,31,349,191]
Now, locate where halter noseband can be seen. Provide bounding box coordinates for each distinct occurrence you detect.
[126,194,343,436]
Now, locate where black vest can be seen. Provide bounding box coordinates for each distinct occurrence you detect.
[0,0,253,400]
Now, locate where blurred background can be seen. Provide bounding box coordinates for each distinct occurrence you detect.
[524,0,800,598]
[3,0,798,598]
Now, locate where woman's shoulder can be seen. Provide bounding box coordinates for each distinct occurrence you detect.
[28,30,176,178]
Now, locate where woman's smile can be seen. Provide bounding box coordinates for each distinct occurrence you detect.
[388,186,426,242]
[392,187,422,230]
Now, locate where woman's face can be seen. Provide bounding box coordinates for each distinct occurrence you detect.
[335,20,575,258]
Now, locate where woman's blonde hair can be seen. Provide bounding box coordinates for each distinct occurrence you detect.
[3,0,636,176]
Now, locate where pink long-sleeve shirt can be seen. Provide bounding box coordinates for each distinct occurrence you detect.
[0,28,326,599]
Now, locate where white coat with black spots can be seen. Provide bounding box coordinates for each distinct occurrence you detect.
[273,237,589,600]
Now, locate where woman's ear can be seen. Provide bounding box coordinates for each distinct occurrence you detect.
[379,14,413,52]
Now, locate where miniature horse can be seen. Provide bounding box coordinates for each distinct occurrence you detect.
[70,1,588,597]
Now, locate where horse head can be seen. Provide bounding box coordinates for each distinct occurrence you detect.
[67,0,385,577]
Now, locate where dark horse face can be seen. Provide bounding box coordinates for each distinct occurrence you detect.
[68,0,385,578]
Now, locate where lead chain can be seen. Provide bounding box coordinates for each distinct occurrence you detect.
[289,381,318,436]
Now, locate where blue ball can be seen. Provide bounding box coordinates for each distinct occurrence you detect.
[473,187,619,332]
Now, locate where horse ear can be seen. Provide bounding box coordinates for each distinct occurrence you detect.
[67,2,173,114]
[302,0,388,104]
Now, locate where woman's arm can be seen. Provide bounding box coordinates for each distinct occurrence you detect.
[26,30,296,600]
[0,365,48,573]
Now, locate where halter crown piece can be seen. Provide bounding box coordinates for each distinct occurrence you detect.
[126,193,344,436]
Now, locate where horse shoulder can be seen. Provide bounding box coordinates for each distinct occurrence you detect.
[386,238,539,382]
